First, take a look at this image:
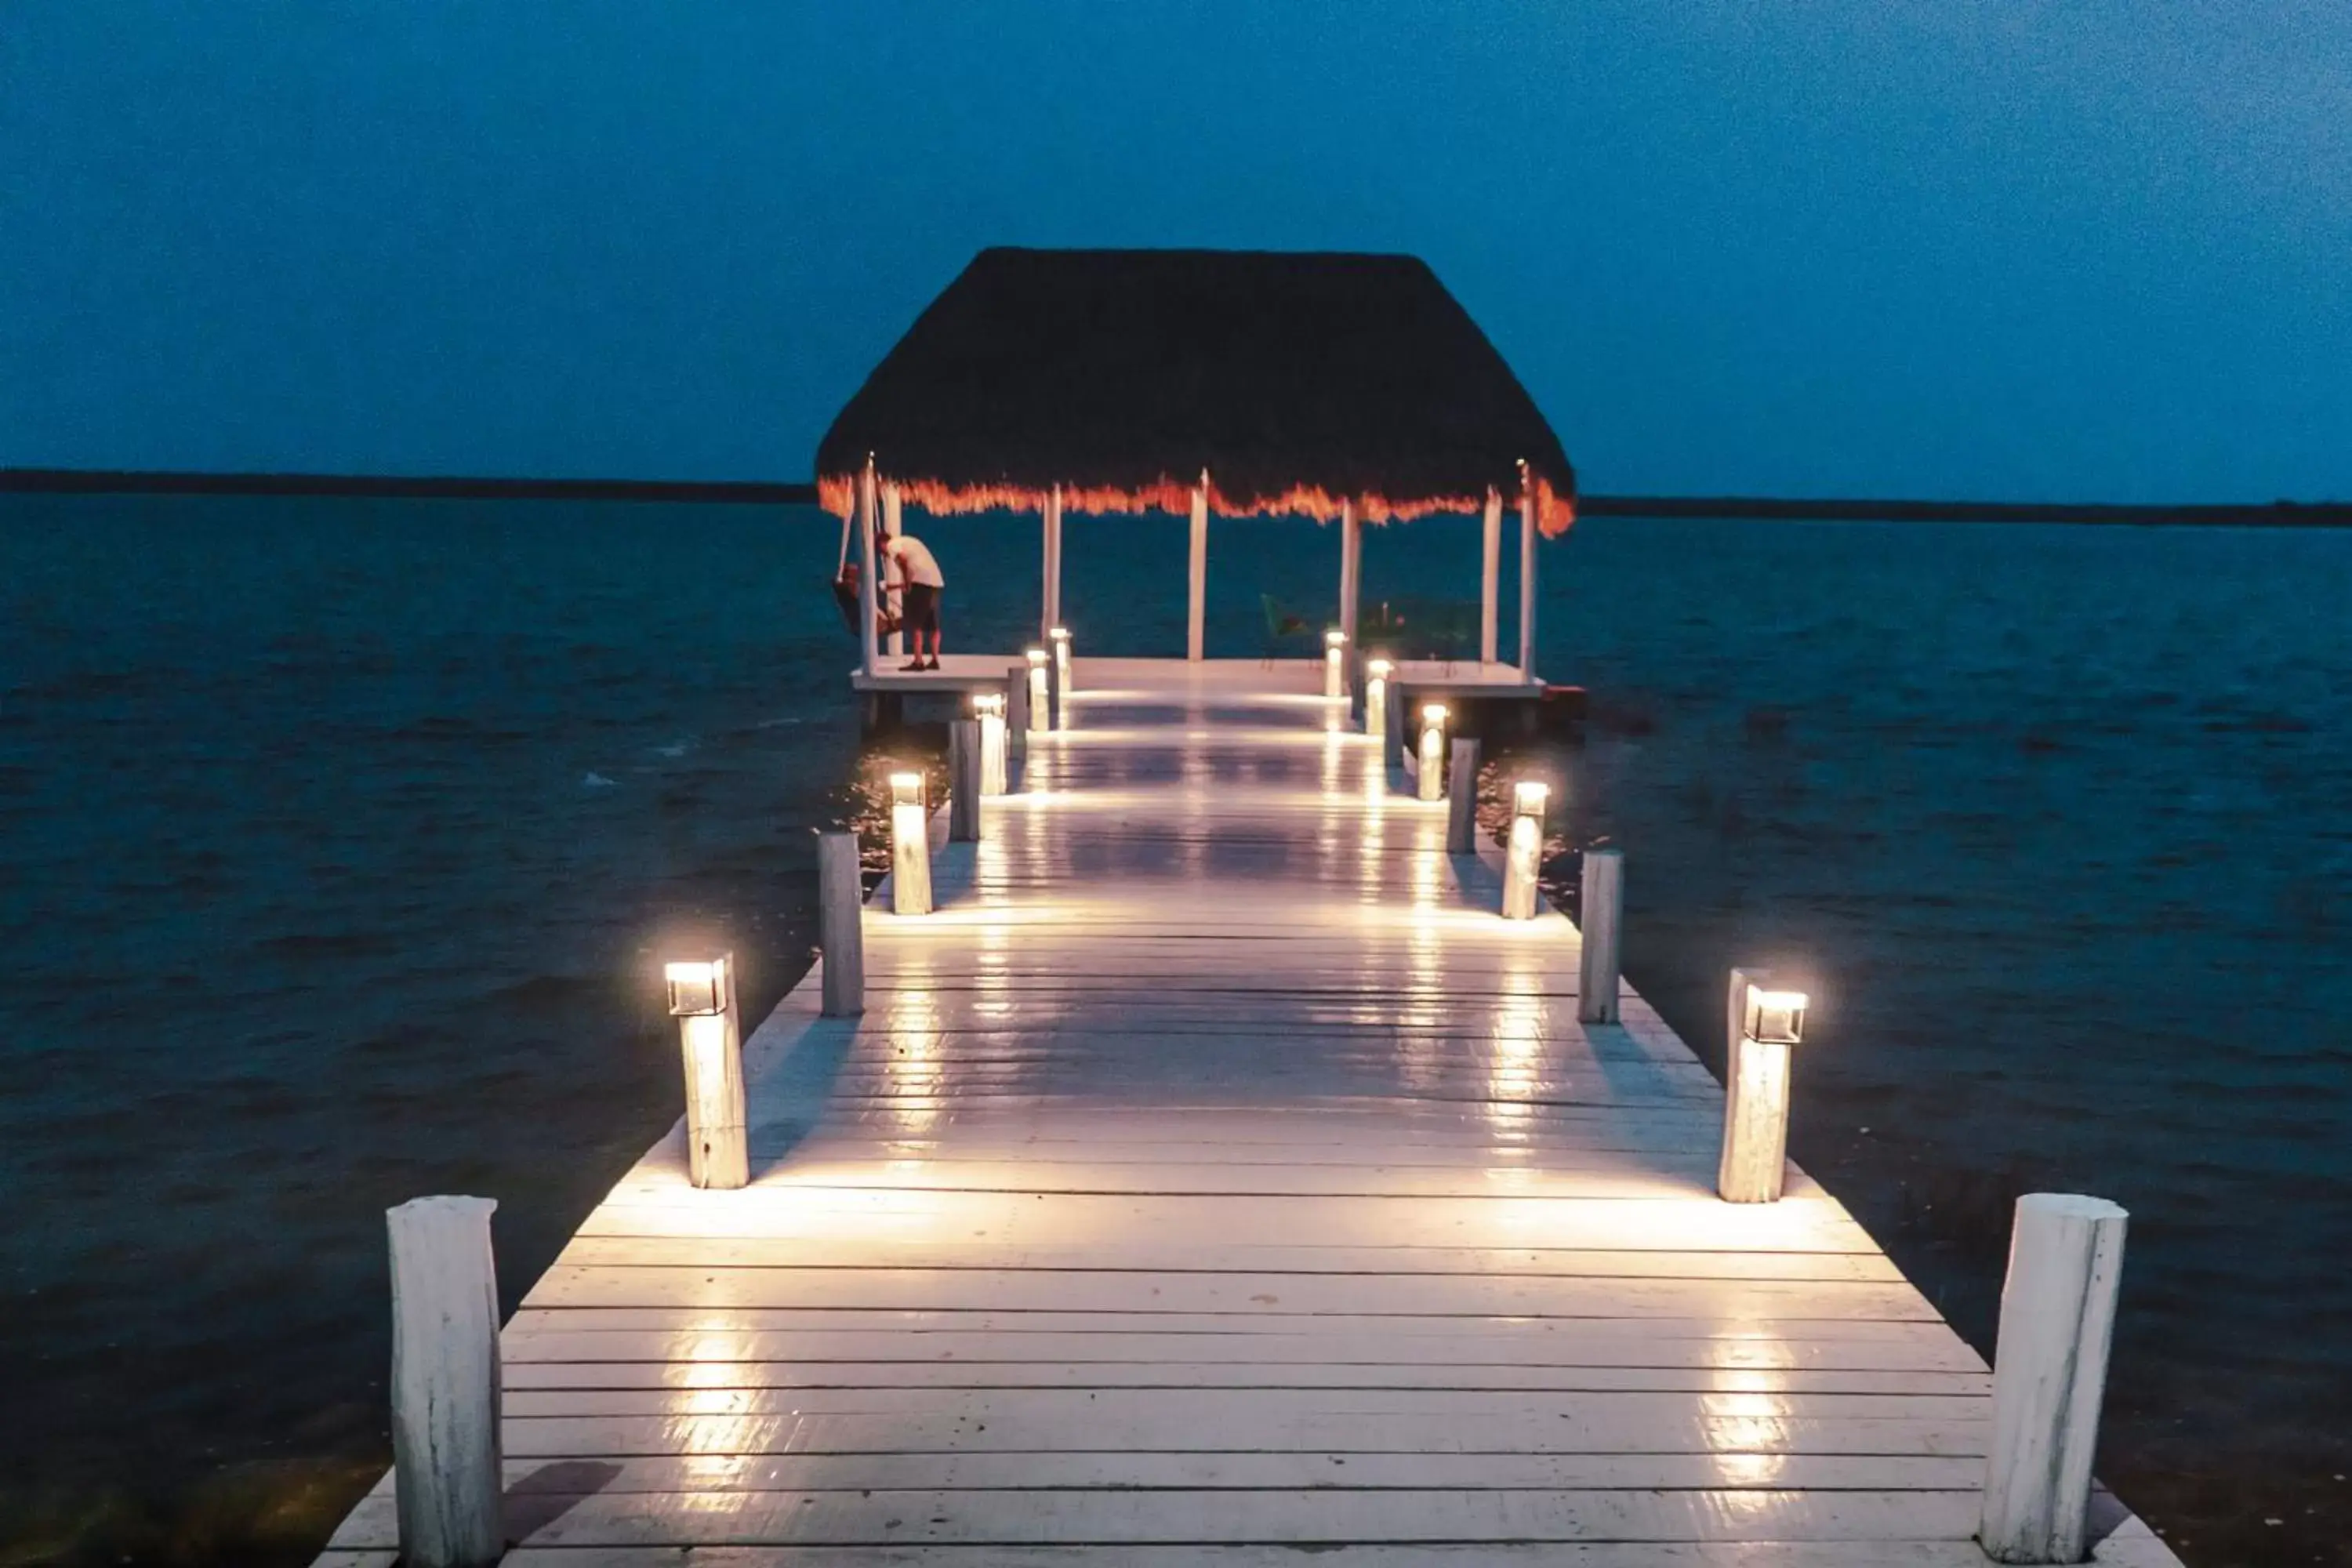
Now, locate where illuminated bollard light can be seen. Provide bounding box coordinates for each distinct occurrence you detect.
[386,1194,502,1568]
[1416,703,1450,802]
[1323,629,1347,699]
[1980,1193,2130,1565]
[1025,648,1051,737]
[1575,847,1624,1024]
[948,718,982,843]
[1717,971,1807,1203]
[1364,658,1392,739]
[973,691,1009,797]
[889,771,933,915]
[815,829,863,1017]
[1050,625,1073,698]
[1502,779,1547,919]
[665,953,748,1189]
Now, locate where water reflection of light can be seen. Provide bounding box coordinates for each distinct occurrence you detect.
[883,955,942,1136]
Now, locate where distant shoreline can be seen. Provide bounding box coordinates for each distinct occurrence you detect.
[4,466,2347,526]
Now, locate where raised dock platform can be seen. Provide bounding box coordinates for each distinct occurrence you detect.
[317,660,2180,1565]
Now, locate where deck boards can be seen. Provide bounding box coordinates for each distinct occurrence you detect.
[313,661,2179,1565]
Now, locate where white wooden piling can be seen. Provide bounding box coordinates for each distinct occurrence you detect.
[386,1195,503,1568]
[1005,664,1029,764]
[1416,705,1449,803]
[1718,967,1801,1203]
[1363,659,1390,740]
[1044,643,1065,731]
[881,480,905,659]
[856,462,880,679]
[1980,1194,2130,1564]
[1575,847,1624,1025]
[815,829,864,1017]
[1480,485,1502,665]
[1323,630,1347,699]
[1042,487,1064,637]
[889,773,933,915]
[1501,779,1545,920]
[666,953,748,1189]
[1188,474,1209,662]
[1519,470,1539,682]
[1339,499,1362,646]
[1382,676,1404,766]
[1051,625,1073,698]
[1444,738,1481,854]
[949,719,982,842]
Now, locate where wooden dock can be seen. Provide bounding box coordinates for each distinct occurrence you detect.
[318,661,2180,1566]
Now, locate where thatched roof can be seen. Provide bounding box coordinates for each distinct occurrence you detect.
[815,248,1574,535]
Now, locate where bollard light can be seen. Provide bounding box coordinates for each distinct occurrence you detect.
[663,953,747,1189]
[1744,987,1809,1047]
[889,771,933,915]
[1024,648,1051,735]
[973,691,1008,797]
[1719,972,1809,1203]
[1502,779,1548,919]
[665,958,727,1018]
[1416,702,1450,802]
[1049,626,1073,694]
[1364,658,1392,739]
[1323,629,1347,699]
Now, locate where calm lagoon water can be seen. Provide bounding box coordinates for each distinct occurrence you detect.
[2,494,2348,1564]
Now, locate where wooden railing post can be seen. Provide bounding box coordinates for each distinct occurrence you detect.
[1717,970,1808,1203]
[665,953,747,1189]
[1444,738,1480,852]
[1575,848,1624,1023]
[1980,1194,2129,1564]
[1382,677,1404,767]
[387,1195,503,1568]
[888,772,932,915]
[815,829,864,1017]
[949,719,982,842]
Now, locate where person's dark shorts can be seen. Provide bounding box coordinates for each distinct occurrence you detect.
[902,582,941,635]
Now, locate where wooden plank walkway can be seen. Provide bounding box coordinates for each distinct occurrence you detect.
[317,662,2180,1566]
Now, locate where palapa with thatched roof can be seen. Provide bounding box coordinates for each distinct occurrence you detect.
[819,247,1573,682]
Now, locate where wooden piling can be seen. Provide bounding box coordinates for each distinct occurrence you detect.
[1006,665,1029,764]
[1444,739,1480,853]
[815,829,864,1017]
[1980,1194,2130,1564]
[949,719,982,842]
[1575,847,1624,1024]
[386,1196,503,1568]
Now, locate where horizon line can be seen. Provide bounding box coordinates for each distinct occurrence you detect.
[3,466,2347,526]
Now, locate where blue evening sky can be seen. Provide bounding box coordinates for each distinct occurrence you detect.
[4,2,2347,498]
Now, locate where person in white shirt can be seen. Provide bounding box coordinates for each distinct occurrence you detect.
[880,530,947,670]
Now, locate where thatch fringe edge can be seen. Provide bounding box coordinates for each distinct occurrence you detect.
[815,473,1575,538]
